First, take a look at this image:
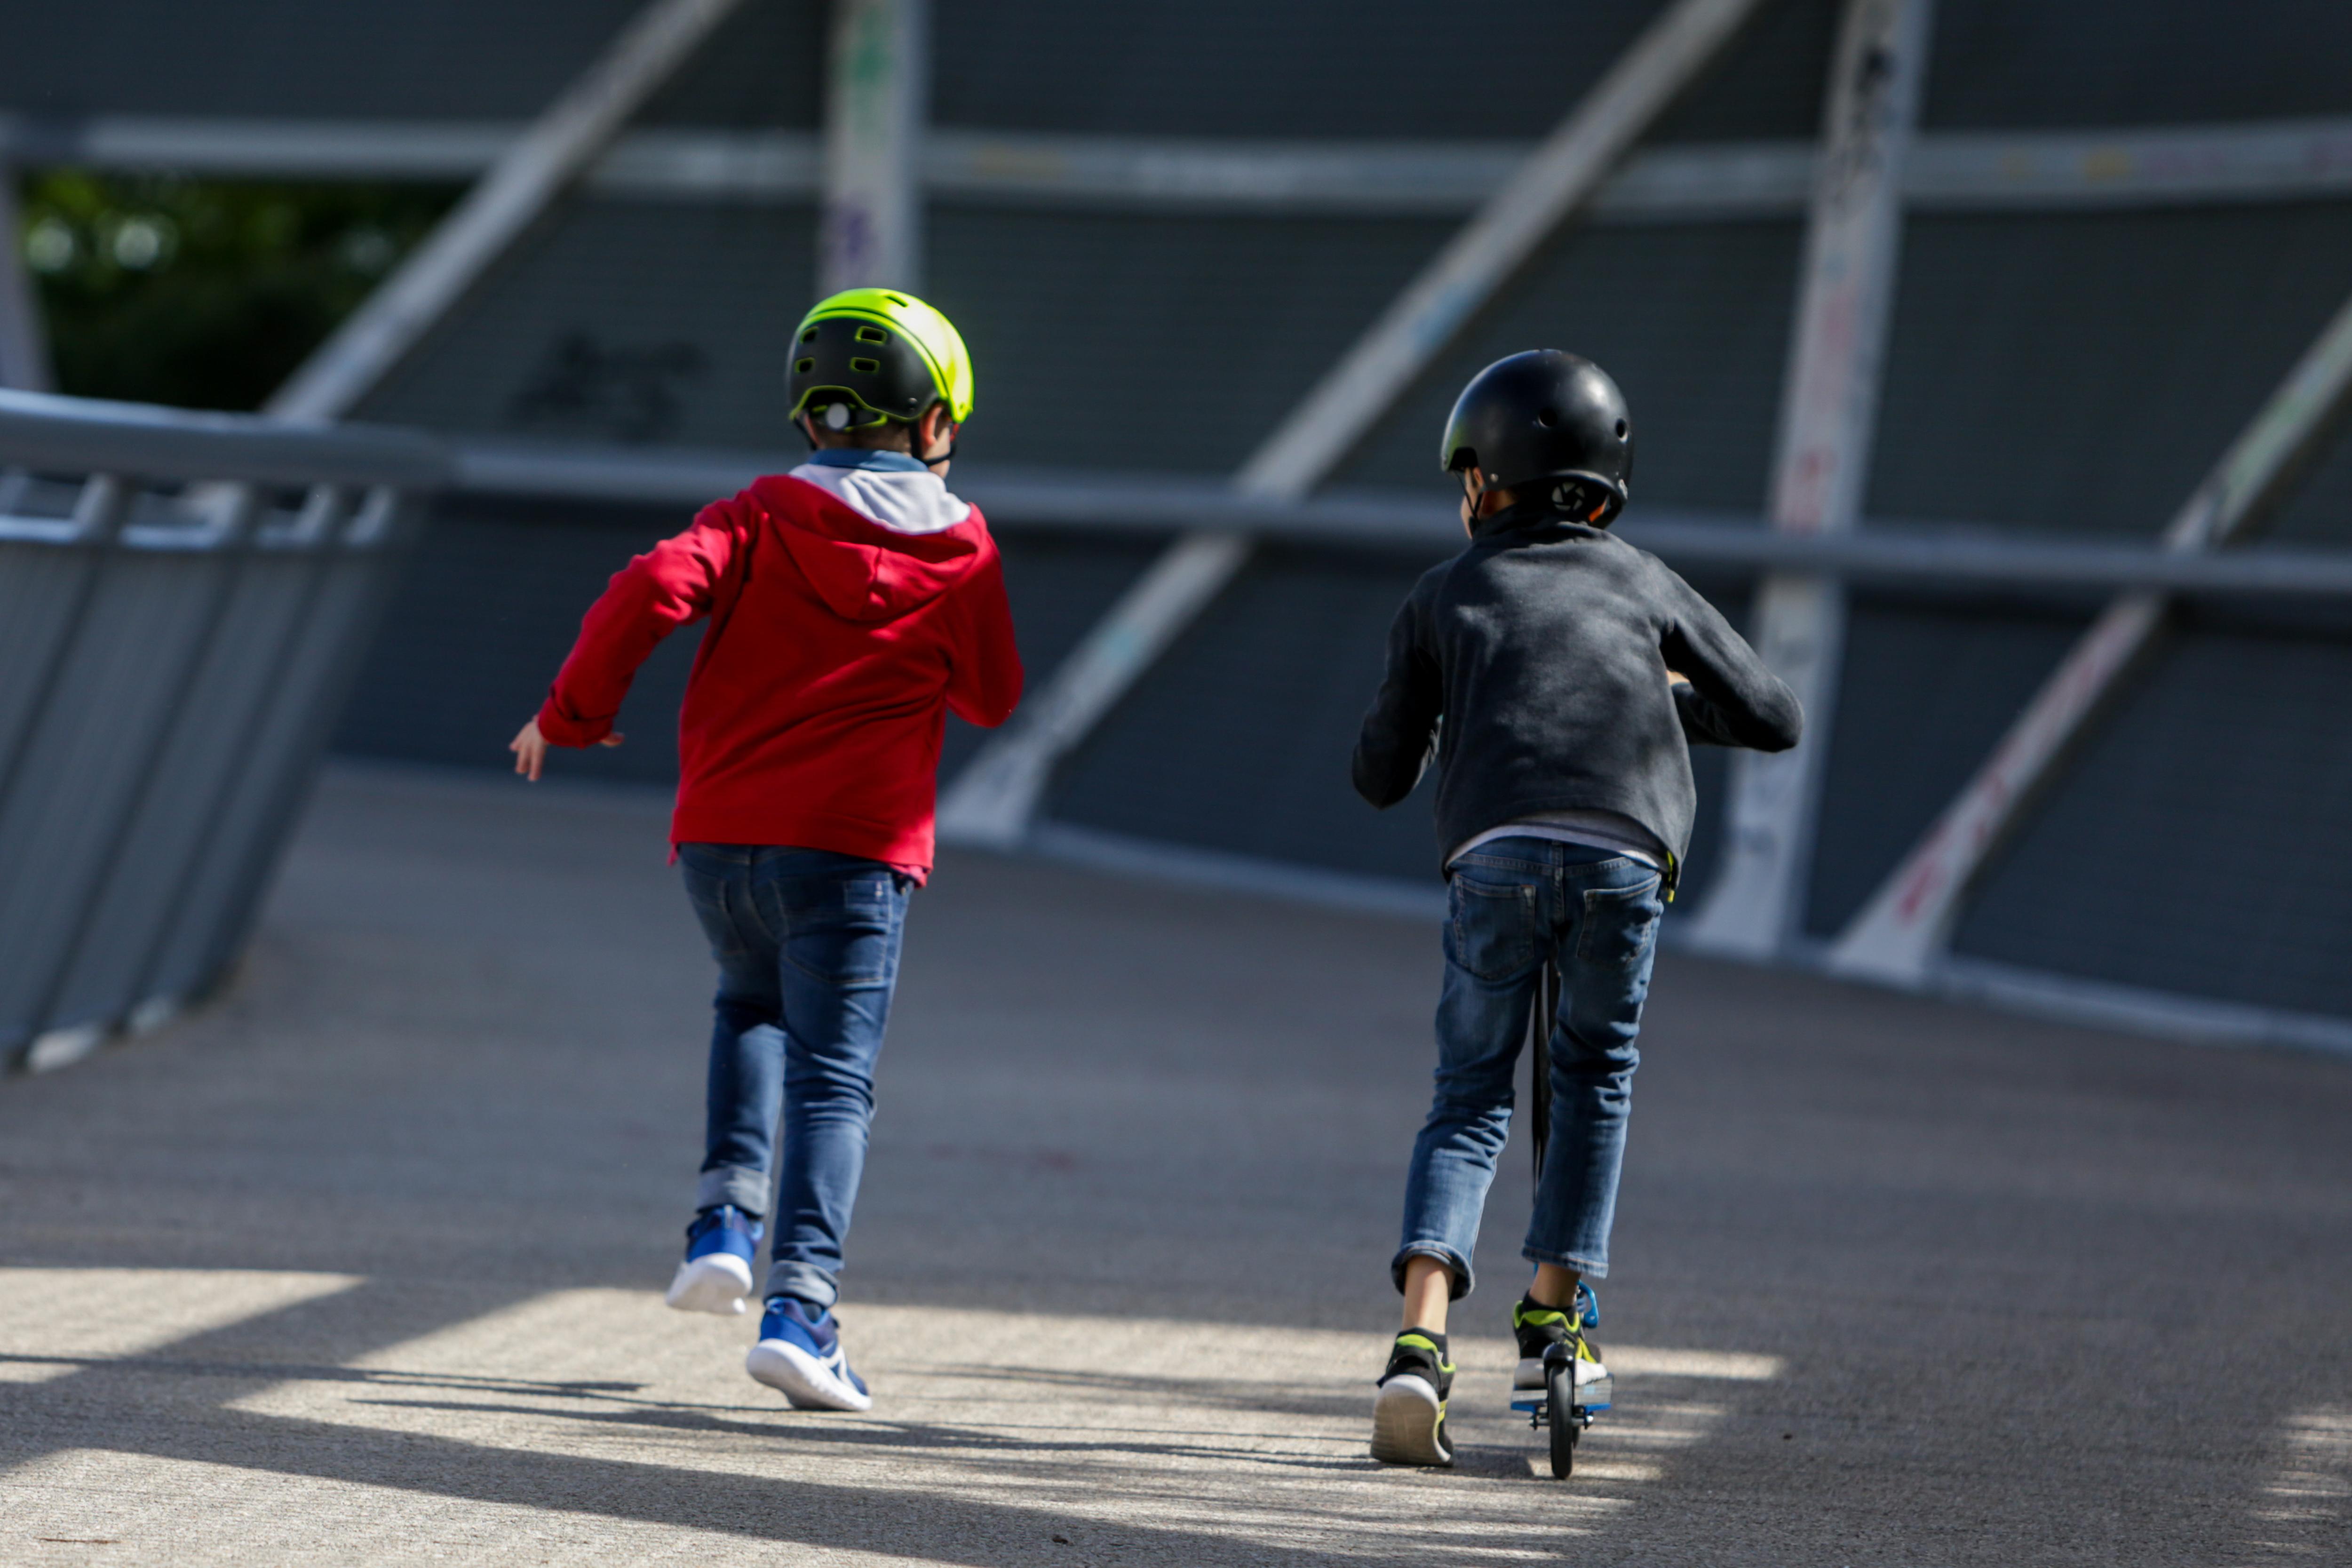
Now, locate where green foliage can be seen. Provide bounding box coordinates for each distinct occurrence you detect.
[17,172,460,411]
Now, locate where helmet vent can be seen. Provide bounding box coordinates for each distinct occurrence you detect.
[1535,406,1558,428]
[1615,419,1628,438]
[794,357,815,374]
[799,327,818,343]
[882,293,909,304]
[855,325,889,343]
[850,357,881,373]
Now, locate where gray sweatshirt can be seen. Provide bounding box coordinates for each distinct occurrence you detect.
[1352,508,1803,883]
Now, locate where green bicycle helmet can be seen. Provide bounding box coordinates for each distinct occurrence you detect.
[787,287,974,432]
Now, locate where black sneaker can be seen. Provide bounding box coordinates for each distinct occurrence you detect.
[1371,1329,1455,1467]
[1512,1283,1608,1394]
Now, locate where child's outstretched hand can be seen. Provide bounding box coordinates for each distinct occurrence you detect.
[509,717,622,782]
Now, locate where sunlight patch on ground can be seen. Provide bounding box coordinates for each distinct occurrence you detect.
[1,1449,847,1568]
[0,1268,360,1384]
[206,1291,1780,1560]
[2249,1407,2352,1557]
[1,1268,1787,1561]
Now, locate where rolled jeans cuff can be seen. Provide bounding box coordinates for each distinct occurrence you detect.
[697,1165,770,1218]
[1391,1242,1474,1300]
[1522,1243,1608,1280]
[764,1260,838,1311]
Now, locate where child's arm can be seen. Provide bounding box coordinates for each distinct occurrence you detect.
[1352,581,1443,807]
[1654,567,1804,752]
[944,544,1024,728]
[509,498,748,780]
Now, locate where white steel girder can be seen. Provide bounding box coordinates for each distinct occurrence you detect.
[819,0,927,294]
[1680,0,1934,959]
[934,0,1775,850]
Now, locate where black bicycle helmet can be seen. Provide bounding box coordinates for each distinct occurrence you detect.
[1440,350,1633,524]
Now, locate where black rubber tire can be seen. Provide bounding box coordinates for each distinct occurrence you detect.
[1547,1361,1578,1479]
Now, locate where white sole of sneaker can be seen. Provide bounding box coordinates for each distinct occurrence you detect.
[665,1253,752,1315]
[1515,1355,1611,1390]
[747,1338,873,1412]
[1370,1375,1452,1467]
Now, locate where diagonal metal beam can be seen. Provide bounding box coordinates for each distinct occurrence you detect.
[1828,284,2352,987]
[264,0,742,421]
[936,0,1776,850]
[1681,0,1935,960]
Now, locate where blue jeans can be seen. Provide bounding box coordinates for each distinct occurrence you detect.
[677,843,912,1310]
[1395,837,1665,1298]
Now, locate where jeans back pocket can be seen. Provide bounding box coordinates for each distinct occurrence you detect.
[778,872,906,987]
[1575,875,1664,971]
[1446,874,1538,982]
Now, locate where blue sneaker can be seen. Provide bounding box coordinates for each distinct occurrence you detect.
[746,1296,872,1411]
[664,1205,762,1316]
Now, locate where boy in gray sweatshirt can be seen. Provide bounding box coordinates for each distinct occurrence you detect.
[1353,350,1802,1467]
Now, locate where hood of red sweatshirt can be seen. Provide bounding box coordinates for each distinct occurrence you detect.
[751,470,988,623]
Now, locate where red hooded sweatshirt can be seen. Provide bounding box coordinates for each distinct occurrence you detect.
[535,455,1022,875]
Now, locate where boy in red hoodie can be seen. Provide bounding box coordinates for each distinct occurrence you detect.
[509,289,1020,1411]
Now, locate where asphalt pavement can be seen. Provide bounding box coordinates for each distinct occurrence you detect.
[3,761,2348,1565]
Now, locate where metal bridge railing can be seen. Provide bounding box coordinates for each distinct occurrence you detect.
[0,389,447,1073]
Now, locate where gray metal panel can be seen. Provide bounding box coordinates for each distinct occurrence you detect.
[940,529,1170,780]
[14,0,2350,142]
[357,201,820,450]
[0,0,649,123]
[931,207,1458,474]
[1867,204,2352,540]
[1043,541,1448,882]
[1335,218,1805,513]
[334,494,711,786]
[1925,0,2352,130]
[1802,594,2093,937]
[0,545,90,768]
[2,0,818,133]
[932,0,1835,144]
[1953,621,2352,1018]
[0,553,237,1037]
[636,0,823,128]
[46,553,327,1027]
